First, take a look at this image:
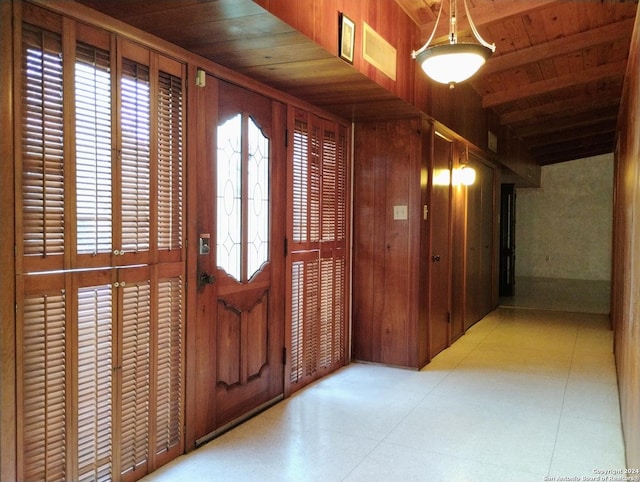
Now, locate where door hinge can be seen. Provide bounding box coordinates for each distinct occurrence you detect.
[285,129,288,148]
[282,347,287,365]
[447,312,451,324]
[284,238,288,257]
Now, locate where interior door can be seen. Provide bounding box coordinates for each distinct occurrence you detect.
[194,78,285,444]
[429,132,453,357]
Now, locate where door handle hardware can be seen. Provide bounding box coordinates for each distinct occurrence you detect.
[432,255,441,262]
[199,272,216,286]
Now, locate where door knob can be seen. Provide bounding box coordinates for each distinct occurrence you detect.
[432,255,441,262]
[199,272,216,286]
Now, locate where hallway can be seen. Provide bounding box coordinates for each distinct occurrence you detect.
[143,306,624,482]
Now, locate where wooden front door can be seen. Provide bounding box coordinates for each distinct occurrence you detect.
[429,132,453,357]
[194,78,285,445]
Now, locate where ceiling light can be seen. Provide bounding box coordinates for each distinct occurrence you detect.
[412,0,495,88]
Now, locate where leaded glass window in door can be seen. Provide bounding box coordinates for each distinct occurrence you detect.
[217,114,270,282]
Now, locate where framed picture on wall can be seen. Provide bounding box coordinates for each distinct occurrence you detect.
[339,13,355,64]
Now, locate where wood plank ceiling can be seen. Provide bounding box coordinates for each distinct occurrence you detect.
[73,0,638,165]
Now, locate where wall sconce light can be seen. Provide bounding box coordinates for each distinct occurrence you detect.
[459,164,476,186]
[411,0,495,88]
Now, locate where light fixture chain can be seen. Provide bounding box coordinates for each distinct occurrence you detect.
[450,0,457,44]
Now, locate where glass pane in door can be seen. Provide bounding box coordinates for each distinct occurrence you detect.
[247,117,269,280]
[216,114,270,282]
[216,114,242,281]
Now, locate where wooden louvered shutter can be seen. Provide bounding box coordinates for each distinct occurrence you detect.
[77,275,113,482]
[288,110,349,391]
[291,113,321,386]
[303,258,320,377]
[319,128,337,370]
[18,274,68,482]
[118,270,151,480]
[152,59,184,466]
[20,23,65,274]
[119,57,151,258]
[309,119,321,243]
[75,40,113,266]
[321,129,337,242]
[154,269,184,463]
[319,123,347,370]
[290,261,305,384]
[157,69,183,261]
[334,125,348,363]
[17,9,185,481]
[292,118,308,244]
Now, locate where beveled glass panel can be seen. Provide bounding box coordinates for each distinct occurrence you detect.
[247,117,270,280]
[217,114,242,280]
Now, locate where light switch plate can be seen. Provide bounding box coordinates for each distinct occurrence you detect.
[393,205,408,220]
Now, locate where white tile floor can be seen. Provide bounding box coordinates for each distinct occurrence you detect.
[143,306,625,482]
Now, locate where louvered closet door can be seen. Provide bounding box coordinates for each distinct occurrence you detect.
[288,111,349,392]
[16,8,185,481]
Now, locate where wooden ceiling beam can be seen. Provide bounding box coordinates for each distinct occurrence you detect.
[463,0,561,28]
[513,106,619,138]
[516,115,618,139]
[525,122,617,148]
[479,18,635,77]
[418,0,561,42]
[395,0,437,27]
[534,135,613,157]
[537,144,614,165]
[534,140,614,165]
[500,95,621,126]
[482,59,627,108]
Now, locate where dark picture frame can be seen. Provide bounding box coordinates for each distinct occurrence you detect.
[339,13,355,63]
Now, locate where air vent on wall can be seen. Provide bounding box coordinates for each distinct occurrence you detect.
[362,22,397,81]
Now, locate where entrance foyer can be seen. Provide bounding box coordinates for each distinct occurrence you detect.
[142,306,623,482]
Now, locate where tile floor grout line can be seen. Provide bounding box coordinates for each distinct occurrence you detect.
[545,319,580,478]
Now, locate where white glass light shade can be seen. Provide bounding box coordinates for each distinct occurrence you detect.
[416,43,493,85]
[459,165,476,186]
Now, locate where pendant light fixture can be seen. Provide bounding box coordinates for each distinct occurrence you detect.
[412,0,495,88]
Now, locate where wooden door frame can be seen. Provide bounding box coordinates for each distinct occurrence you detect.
[1,1,16,479]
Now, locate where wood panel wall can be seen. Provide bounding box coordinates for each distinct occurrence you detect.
[255,0,420,107]
[352,117,497,369]
[613,10,640,469]
[352,117,429,368]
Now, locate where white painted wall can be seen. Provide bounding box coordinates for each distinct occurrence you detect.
[515,153,613,281]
